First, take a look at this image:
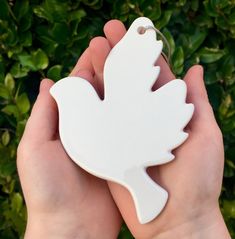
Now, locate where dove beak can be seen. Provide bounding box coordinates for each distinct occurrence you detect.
[50,83,60,102]
[49,84,56,100]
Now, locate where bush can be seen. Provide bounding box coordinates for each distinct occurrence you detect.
[0,0,235,238]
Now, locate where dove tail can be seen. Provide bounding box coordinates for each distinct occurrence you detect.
[124,168,168,224]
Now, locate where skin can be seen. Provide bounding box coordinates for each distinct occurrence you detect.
[17,20,231,239]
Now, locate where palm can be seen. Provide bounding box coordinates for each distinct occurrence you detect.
[147,125,223,233]
[107,82,224,238]
[18,50,122,238]
[94,20,225,238]
[22,140,117,217]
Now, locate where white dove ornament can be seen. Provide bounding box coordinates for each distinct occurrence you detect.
[50,17,194,224]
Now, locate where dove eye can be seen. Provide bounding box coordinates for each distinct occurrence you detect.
[137,26,147,35]
[137,25,171,66]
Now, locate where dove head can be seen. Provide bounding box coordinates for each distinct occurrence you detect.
[103,17,163,100]
[119,17,162,48]
[50,77,77,112]
[126,17,155,37]
[50,78,68,103]
[50,76,100,105]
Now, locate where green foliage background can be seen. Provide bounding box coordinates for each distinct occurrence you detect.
[0,0,235,238]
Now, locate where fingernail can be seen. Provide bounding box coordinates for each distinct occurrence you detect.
[198,65,204,77]
[39,79,50,92]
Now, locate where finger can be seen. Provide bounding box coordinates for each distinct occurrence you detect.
[70,48,95,76]
[104,19,175,89]
[70,48,99,92]
[184,65,215,129]
[75,69,94,85]
[22,79,58,144]
[153,56,175,90]
[185,65,209,102]
[89,36,111,97]
[103,19,126,47]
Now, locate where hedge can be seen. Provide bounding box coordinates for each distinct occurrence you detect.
[0,0,235,238]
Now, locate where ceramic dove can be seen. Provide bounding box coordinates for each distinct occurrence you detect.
[50,17,194,224]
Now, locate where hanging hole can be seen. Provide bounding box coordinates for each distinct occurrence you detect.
[137,26,146,35]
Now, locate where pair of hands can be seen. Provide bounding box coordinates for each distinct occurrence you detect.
[17,20,230,239]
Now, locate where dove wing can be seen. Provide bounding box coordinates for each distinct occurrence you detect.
[50,77,103,170]
[145,79,194,167]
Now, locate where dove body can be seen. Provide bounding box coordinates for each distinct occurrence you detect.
[50,17,194,224]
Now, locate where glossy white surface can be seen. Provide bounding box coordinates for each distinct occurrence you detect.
[50,17,194,224]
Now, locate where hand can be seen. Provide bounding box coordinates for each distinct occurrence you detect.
[85,20,230,239]
[17,29,122,239]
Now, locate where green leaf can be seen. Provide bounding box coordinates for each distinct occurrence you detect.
[155,10,172,29]
[16,93,30,114]
[207,84,223,109]
[215,16,229,30]
[1,176,15,193]
[143,2,161,21]
[172,47,184,74]
[18,49,49,71]
[223,200,235,219]
[18,53,37,71]
[2,130,10,146]
[11,193,23,213]
[33,0,68,22]
[194,13,213,28]
[33,6,52,22]
[191,0,199,11]
[219,95,232,117]
[176,0,187,6]
[51,23,70,43]
[35,25,56,44]
[162,28,175,55]
[82,0,103,9]
[16,120,27,139]
[47,65,62,80]
[5,28,18,46]
[0,0,9,19]
[19,12,32,32]
[75,24,89,40]
[199,47,226,63]
[4,73,15,92]
[32,49,49,70]
[210,0,229,9]
[2,105,20,118]
[10,63,29,78]
[185,29,207,57]
[0,60,5,82]
[118,224,133,238]
[204,69,219,84]
[226,159,235,169]
[224,164,235,177]
[13,0,29,20]
[203,0,219,17]
[19,31,32,47]
[0,83,10,99]
[228,8,235,25]
[68,10,86,22]
[226,148,235,162]
[221,55,235,78]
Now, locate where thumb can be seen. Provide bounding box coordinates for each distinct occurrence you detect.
[22,79,58,144]
[184,65,216,129]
